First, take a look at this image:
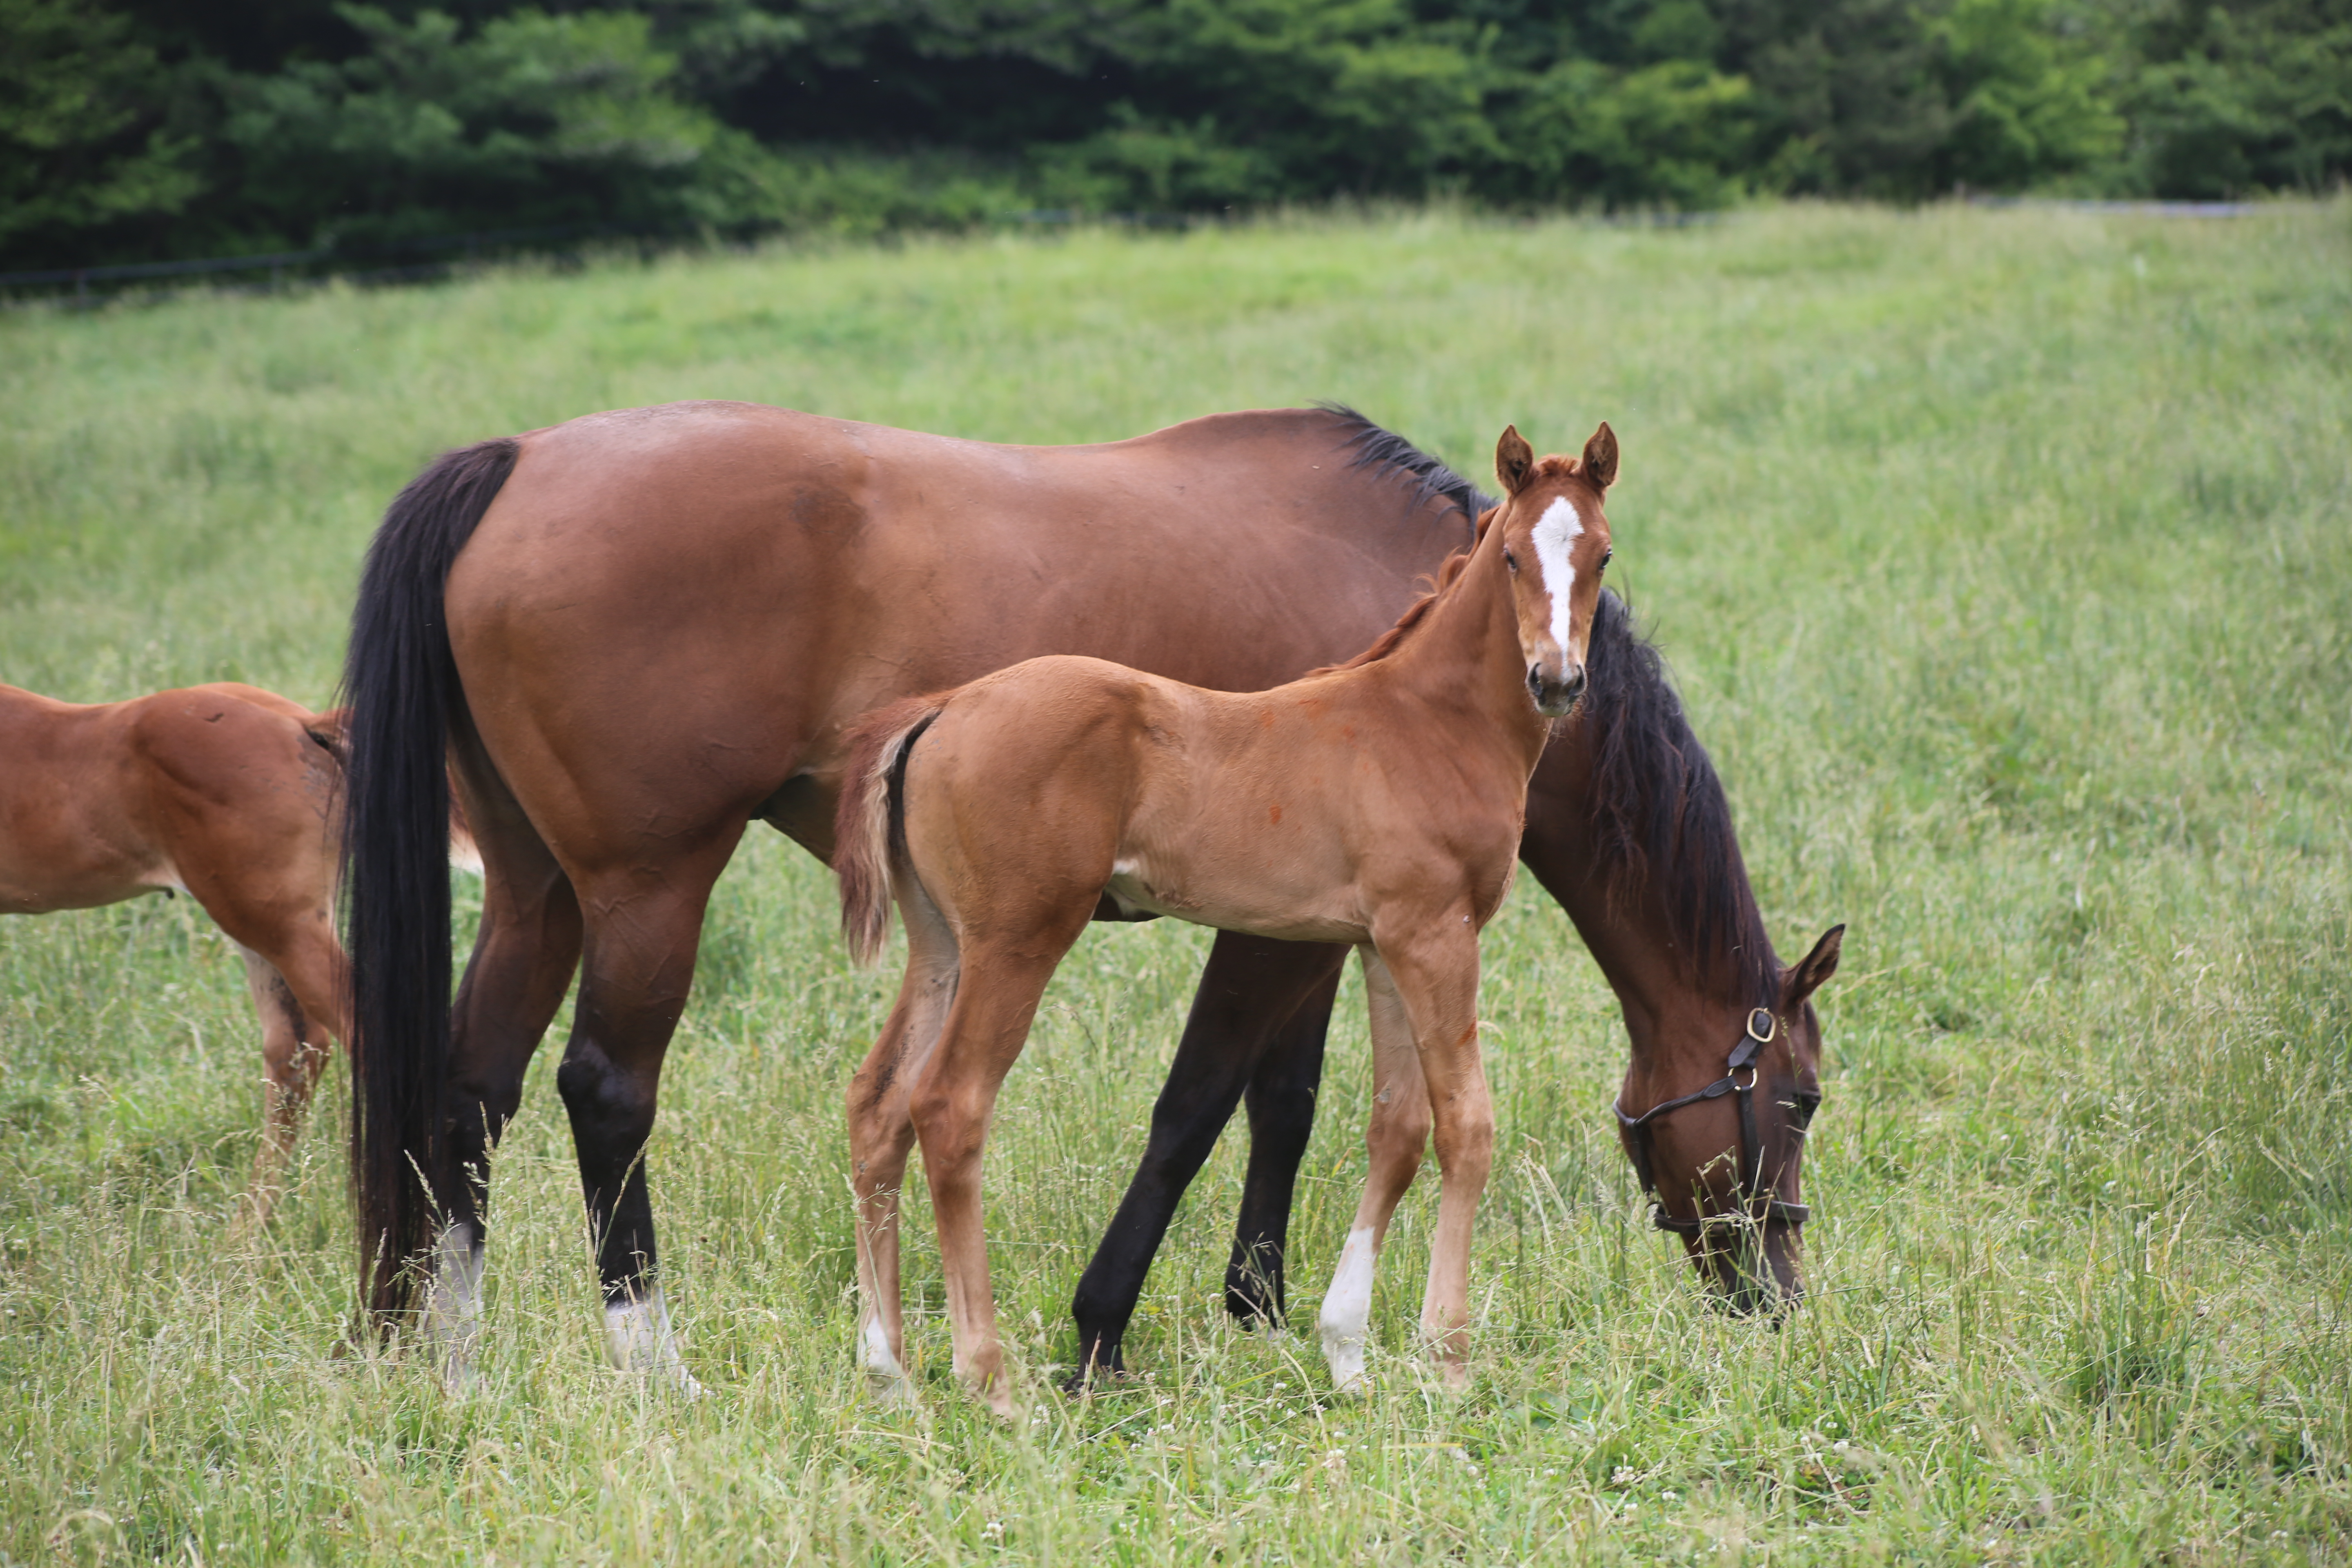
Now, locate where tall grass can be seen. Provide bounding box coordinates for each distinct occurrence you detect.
[2,203,2348,1564]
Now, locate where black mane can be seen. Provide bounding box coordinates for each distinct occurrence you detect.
[1583,589,1778,1004]
[1317,402,1496,525]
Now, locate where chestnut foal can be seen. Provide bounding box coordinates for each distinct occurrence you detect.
[0,682,351,1223]
[833,426,1617,1410]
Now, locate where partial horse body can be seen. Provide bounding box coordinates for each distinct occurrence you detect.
[339,400,1838,1394]
[0,682,349,1222]
[833,428,1615,1409]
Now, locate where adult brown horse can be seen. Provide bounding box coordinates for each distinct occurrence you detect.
[341,402,1840,1387]
[0,682,351,1223]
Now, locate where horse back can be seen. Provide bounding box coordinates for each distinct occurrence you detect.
[443,401,1475,860]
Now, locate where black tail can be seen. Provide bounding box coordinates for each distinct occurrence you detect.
[339,437,519,1325]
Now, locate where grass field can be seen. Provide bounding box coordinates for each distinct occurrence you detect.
[2,202,2349,1565]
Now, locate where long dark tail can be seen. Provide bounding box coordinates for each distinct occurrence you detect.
[339,437,519,1325]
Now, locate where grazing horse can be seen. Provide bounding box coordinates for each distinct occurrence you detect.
[0,682,350,1222]
[833,425,1614,1409]
[339,401,1838,1389]
[1071,588,1843,1383]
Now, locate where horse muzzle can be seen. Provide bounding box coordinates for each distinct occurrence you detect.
[1527,661,1585,717]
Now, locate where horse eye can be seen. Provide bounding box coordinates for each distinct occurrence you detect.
[1503,550,1518,574]
[1601,548,1614,570]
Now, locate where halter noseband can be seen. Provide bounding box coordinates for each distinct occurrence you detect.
[1613,1007,1812,1236]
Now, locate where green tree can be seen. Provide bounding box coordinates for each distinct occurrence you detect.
[2115,0,2352,195]
[0,0,204,265]
[1931,0,2125,189]
[209,5,748,247]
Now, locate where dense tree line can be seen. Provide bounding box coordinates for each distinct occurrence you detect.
[3,0,2345,268]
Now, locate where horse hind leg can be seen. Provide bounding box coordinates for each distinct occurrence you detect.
[555,836,742,1399]
[848,873,959,1403]
[232,943,332,1235]
[910,931,1083,1418]
[424,754,586,1388]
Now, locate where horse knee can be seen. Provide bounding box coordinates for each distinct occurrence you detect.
[1430,1105,1495,1180]
[1366,1102,1430,1168]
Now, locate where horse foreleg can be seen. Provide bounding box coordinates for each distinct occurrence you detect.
[1067,933,1344,1386]
[1226,964,1341,1328]
[1316,947,1432,1394]
[848,885,958,1403]
[1376,926,1490,1390]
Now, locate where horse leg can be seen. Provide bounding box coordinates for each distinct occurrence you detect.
[232,944,332,1233]
[847,879,958,1403]
[555,836,739,1398]
[1316,947,1432,1394]
[1224,965,1341,1328]
[1372,925,1490,1389]
[1067,934,1345,1385]
[910,940,1075,1417]
[421,760,584,1385]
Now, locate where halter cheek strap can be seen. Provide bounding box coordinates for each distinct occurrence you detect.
[1613,1007,1812,1236]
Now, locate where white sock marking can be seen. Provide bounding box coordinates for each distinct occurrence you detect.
[1318,1226,1379,1393]
[423,1223,484,1389]
[861,1313,907,1381]
[1532,495,1585,657]
[604,1285,703,1398]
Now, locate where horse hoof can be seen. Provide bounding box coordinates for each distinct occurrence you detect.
[1061,1364,1138,1397]
[864,1372,916,1407]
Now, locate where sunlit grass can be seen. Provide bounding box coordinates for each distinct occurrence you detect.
[2,201,2348,1563]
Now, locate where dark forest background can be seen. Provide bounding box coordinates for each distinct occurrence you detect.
[4,0,2347,268]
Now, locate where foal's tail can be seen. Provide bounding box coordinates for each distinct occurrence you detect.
[834,697,945,967]
[338,437,520,1325]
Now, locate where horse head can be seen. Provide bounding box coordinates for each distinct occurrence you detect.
[1490,423,1617,718]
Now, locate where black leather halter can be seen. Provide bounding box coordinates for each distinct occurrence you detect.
[1613,1007,1812,1236]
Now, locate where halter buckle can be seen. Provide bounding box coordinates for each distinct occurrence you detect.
[1747,1008,1776,1044]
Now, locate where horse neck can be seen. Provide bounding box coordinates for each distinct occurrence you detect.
[1526,728,1774,1096]
[1376,539,1552,768]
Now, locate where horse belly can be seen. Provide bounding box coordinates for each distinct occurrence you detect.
[1102,853,1365,945]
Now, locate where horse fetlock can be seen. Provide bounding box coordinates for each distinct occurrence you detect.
[604,1285,701,1398]
[422,1222,486,1389]
[1320,1331,1370,1396]
[1318,1223,1379,1393]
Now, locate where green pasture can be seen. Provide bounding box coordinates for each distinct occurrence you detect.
[2,203,2348,1564]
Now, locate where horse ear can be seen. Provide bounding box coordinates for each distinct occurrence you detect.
[1782,924,1844,1009]
[1495,425,1534,495]
[1581,422,1619,492]
[1472,505,1498,541]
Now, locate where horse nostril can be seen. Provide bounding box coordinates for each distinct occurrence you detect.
[1560,666,1586,701]
[1526,664,1545,699]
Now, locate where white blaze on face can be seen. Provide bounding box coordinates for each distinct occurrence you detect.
[1531,494,1586,658]
[1317,1225,1380,1392]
